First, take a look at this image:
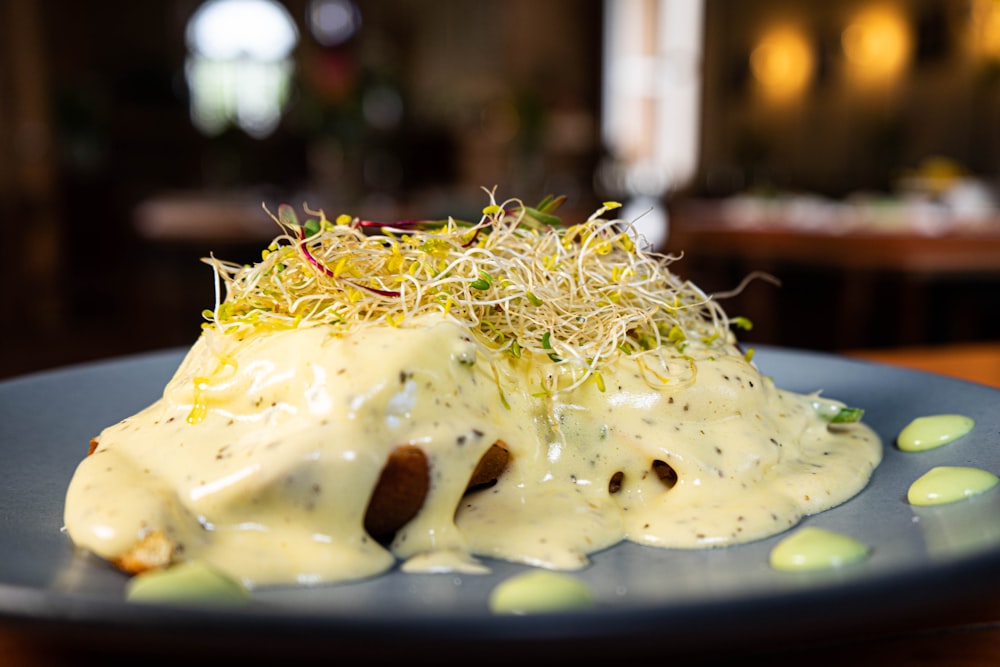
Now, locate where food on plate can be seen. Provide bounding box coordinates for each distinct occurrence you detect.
[63,192,882,587]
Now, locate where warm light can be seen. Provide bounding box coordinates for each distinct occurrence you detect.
[972,0,1000,59]
[750,26,814,101]
[842,5,911,84]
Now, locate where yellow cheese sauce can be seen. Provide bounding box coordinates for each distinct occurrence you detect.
[64,318,882,588]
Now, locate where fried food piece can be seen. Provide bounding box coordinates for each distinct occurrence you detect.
[363,445,431,540]
[607,459,678,495]
[652,459,678,488]
[112,530,174,574]
[363,441,512,540]
[467,441,510,489]
[91,439,513,569]
[86,437,175,574]
[608,471,624,494]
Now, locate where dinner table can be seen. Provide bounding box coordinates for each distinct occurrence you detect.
[663,197,1000,351]
[1,340,999,666]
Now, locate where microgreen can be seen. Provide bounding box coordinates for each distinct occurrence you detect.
[202,189,743,395]
[829,407,865,424]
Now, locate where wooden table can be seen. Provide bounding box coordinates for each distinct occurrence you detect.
[2,342,999,665]
[666,201,1000,274]
[665,200,1000,349]
[847,341,1000,389]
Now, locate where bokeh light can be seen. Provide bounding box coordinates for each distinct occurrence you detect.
[750,25,814,102]
[841,5,911,85]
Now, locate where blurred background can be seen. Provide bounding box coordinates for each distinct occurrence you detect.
[2,0,999,379]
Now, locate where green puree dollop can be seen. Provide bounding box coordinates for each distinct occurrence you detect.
[126,560,249,605]
[489,570,595,614]
[897,415,975,452]
[769,527,869,572]
[908,466,1000,506]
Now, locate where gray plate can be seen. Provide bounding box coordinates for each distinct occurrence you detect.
[2,346,999,661]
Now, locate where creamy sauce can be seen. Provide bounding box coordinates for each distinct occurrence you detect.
[64,318,882,587]
[489,570,594,614]
[897,415,975,452]
[907,466,999,506]
[769,527,869,571]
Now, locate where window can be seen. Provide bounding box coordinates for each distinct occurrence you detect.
[185,0,299,139]
[601,0,704,247]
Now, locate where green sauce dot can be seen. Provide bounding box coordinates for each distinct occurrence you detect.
[489,570,594,615]
[897,414,975,452]
[125,561,249,605]
[907,466,1000,506]
[769,527,869,572]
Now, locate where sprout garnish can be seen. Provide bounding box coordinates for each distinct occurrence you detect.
[203,188,748,394]
[811,397,865,424]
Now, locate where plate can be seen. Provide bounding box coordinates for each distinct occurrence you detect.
[2,346,1000,661]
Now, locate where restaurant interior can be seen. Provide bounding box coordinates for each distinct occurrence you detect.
[2,0,999,383]
[5,2,1000,664]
